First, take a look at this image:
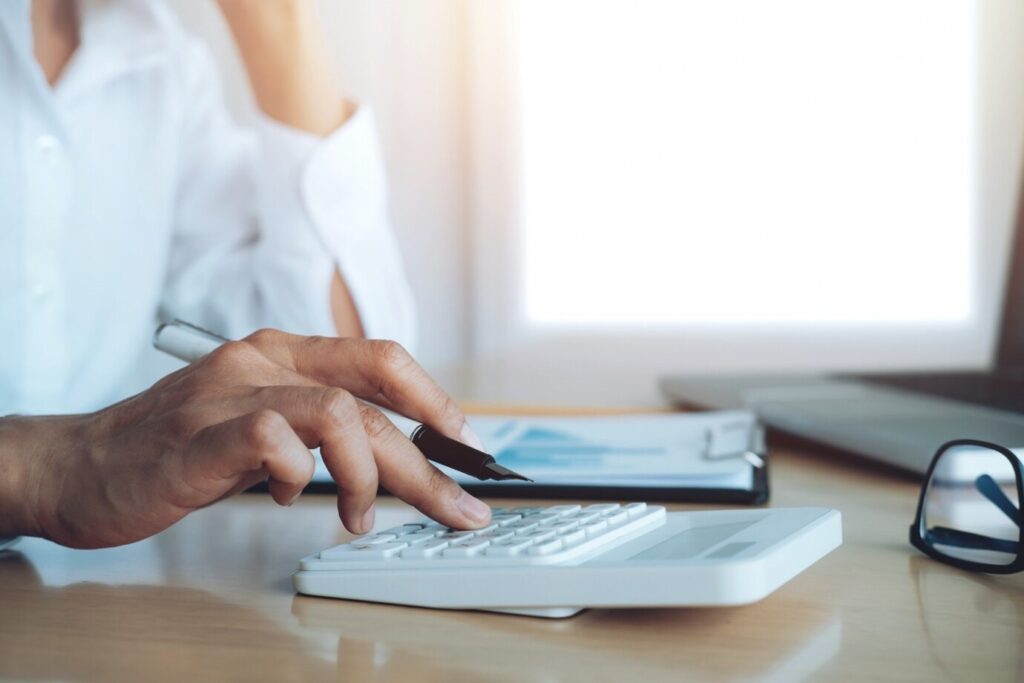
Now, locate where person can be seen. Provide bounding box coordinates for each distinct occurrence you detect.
[0,0,491,550]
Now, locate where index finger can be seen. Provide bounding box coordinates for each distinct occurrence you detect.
[244,330,482,449]
[357,403,491,529]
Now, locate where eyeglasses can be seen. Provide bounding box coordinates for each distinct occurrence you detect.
[910,439,1024,573]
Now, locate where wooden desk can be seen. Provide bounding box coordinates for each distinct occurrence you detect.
[2,407,1022,680]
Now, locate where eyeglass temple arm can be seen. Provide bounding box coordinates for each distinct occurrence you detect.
[925,526,1019,554]
[975,474,1021,527]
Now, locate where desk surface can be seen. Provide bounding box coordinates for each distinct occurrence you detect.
[2,383,1022,681]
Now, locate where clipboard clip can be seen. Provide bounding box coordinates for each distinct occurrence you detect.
[702,420,767,469]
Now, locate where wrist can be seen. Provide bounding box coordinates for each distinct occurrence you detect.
[0,414,82,539]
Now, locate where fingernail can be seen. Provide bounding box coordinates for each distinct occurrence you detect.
[360,504,376,534]
[460,422,486,451]
[456,491,491,525]
[287,491,301,506]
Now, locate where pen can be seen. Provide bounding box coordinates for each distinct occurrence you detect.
[408,424,532,482]
[152,320,533,483]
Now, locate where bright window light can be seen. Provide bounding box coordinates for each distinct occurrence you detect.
[518,0,974,325]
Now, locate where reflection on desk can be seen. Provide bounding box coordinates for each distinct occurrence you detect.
[0,554,334,681]
[911,557,1024,683]
[0,445,1020,682]
[293,593,841,683]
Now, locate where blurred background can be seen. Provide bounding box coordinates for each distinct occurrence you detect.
[174,0,1024,399]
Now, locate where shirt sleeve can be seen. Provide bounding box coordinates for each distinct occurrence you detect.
[159,37,416,349]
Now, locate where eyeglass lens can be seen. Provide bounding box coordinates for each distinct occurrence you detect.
[921,444,1021,566]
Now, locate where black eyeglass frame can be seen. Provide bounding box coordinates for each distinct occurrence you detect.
[909,438,1024,574]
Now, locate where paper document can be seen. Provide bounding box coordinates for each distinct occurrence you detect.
[309,410,763,491]
[449,411,763,489]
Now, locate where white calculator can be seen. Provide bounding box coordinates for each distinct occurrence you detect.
[294,503,841,618]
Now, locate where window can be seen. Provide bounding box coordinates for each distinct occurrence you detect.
[468,1,1023,373]
[518,0,973,326]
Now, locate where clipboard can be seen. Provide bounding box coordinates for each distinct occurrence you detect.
[279,410,768,505]
[444,411,769,504]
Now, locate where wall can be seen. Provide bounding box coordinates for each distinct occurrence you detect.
[171,0,471,372]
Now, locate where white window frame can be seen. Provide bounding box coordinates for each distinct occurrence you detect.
[466,1,1024,377]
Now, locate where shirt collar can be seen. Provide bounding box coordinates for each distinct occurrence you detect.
[58,0,168,103]
[0,0,169,105]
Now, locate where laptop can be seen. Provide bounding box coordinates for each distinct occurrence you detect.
[661,189,1024,476]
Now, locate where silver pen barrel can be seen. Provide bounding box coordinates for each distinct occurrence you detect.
[153,319,228,363]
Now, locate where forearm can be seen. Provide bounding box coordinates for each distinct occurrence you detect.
[216,0,354,136]
[0,415,71,538]
[217,1,364,335]
[330,270,365,337]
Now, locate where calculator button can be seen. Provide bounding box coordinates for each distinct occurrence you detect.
[510,507,545,516]
[531,516,561,527]
[491,514,523,526]
[584,504,621,514]
[400,539,450,559]
[400,532,437,545]
[603,510,629,526]
[484,537,535,557]
[488,507,509,515]
[373,524,425,537]
[623,502,648,517]
[545,505,582,517]
[357,534,398,545]
[311,503,669,574]
[527,538,564,556]
[565,512,602,525]
[326,542,409,561]
[442,538,492,558]
[559,528,587,545]
[517,529,557,543]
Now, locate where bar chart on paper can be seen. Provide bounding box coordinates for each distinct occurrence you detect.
[447,412,762,489]
[304,411,766,499]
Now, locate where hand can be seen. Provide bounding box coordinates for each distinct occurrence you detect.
[2,330,491,548]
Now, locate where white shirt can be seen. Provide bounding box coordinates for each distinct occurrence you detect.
[0,0,416,416]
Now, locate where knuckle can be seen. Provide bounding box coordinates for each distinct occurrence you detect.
[245,328,283,348]
[207,340,259,369]
[358,405,393,442]
[244,409,285,450]
[371,340,412,373]
[319,388,358,424]
[424,466,455,500]
[302,334,330,348]
[436,394,465,428]
[297,334,333,359]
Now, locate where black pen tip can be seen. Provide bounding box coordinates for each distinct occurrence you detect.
[484,462,533,482]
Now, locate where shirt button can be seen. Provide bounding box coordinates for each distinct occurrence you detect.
[36,133,61,155]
